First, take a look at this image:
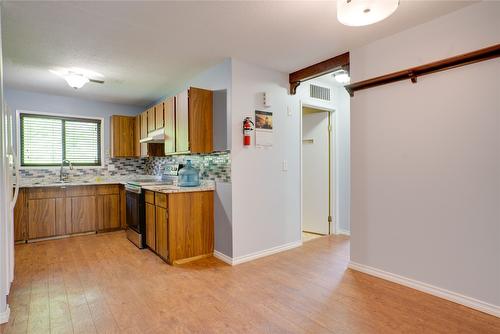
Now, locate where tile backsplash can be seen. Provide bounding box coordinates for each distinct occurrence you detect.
[18,152,231,184]
[144,151,231,183]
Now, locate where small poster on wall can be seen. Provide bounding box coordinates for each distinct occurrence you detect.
[255,110,273,147]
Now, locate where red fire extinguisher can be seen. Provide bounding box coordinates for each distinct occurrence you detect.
[243,117,254,146]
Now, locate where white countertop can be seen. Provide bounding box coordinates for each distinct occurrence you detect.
[17,175,160,188]
[142,180,215,193]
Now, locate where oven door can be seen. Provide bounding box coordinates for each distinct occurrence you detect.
[126,189,143,233]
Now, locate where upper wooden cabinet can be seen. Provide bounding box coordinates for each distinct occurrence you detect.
[173,87,213,154]
[111,116,137,158]
[155,101,164,129]
[164,97,175,154]
[147,107,156,133]
[140,111,148,157]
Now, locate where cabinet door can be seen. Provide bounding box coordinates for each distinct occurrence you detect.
[120,186,127,229]
[28,198,56,239]
[175,90,189,153]
[164,97,176,154]
[189,87,213,153]
[145,203,156,250]
[111,116,135,157]
[14,188,27,241]
[140,111,148,157]
[155,102,164,129]
[134,115,141,157]
[71,196,96,233]
[97,194,120,231]
[155,206,168,260]
[147,108,156,132]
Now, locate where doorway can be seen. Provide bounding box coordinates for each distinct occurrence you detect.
[302,106,334,239]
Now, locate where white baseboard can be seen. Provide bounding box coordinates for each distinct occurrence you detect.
[336,229,350,236]
[0,305,10,324]
[214,241,303,266]
[213,250,233,265]
[348,261,500,318]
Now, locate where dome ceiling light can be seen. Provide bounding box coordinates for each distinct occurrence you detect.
[333,69,350,84]
[337,0,400,27]
[50,67,104,89]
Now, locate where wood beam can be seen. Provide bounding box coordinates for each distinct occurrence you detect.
[345,44,500,97]
[289,52,350,95]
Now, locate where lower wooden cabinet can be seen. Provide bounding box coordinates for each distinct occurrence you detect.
[145,202,156,250]
[15,185,125,241]
[146,190,214,265]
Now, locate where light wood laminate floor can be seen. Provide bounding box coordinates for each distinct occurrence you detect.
[1,231,499,334]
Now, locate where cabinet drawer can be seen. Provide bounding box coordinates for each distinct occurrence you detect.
[28,187,65,199]
[145,191,155,204]
[155,192,167,208]
[96,185,120,195]
[66,185,96,197]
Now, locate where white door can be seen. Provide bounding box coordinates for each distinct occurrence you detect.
[302,111,330,235]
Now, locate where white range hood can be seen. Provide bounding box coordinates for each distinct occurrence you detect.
[140,128,165,144]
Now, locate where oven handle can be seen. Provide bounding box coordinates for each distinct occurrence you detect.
[125,184,142,194]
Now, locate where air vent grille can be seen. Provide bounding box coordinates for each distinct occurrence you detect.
[309,84,331,101]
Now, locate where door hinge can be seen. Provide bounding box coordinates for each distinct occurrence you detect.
[328,215,332,223]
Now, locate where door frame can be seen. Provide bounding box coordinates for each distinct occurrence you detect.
[300,101,337,238]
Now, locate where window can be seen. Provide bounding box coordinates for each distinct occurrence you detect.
[20,113,102,166]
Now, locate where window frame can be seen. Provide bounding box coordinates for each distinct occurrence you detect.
[17,110,104,168]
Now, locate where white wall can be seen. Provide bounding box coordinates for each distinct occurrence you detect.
[4,88,143,156]
[230,59,301,259]
[350,1,500,310]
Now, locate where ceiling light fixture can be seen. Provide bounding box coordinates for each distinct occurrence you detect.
[337,0,399,27]
[50,67,104,90]
[333,69,350,84]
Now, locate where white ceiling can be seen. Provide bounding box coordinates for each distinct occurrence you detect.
[2,1,474,106]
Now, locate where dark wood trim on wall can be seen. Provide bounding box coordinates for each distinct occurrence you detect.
[289,52,350,95]
[345,44,500,97]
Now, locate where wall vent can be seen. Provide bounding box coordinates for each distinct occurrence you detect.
[309,84,331,101]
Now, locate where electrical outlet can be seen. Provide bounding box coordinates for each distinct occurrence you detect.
[108,164,115,171]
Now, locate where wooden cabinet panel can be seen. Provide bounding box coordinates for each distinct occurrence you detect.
[155,102,164,129]
[147,108,156,132]
[145,203,156,251]
[96,185,120,195]
[55,198,66,236]
[110,115,136,157]
[145,191,154,204]
[28,198,56,239]
[164,97,175,154]
[66,186,95,197]
[155,206,168,260]
[97,194,120,231]
[134,114,141,157]
[120,186,127,229]
[14,188,27,242]
[168,191,214,263]
[175,90,189,153]
[70,196,96,234]
[189,87,213,153]
[140,111,148,157]
[28,187,65,199]
[155,192,167,209]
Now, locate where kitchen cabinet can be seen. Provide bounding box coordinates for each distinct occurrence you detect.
[17,185,125,241]
[155,101,164,129]
[164,97,175,154]
[146,190,214,265]
[69,196,96,234]
[110,115,136,157]
[147,107,156,133]
[120,185,127,229]
[96,185,120,231]
[134,115,141,157]
[145,190,156,250]
[14,188,27,242]
[140,111,148,157]
[174,87,213,154]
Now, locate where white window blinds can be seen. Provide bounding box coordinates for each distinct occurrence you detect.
[20,114,102,166]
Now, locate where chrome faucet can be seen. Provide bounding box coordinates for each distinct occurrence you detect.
[60,159,73,181]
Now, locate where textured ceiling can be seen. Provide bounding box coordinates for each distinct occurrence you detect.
[2,1,474,106]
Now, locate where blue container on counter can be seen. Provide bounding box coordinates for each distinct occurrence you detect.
[178,160,200,187]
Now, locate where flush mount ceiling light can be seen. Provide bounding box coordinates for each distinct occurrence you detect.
[333,69,350,84]
[50,67,104,89]
[337,0,399,27]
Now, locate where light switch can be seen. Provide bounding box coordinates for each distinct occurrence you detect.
[282,160,288,171]
[287,105,292,116]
